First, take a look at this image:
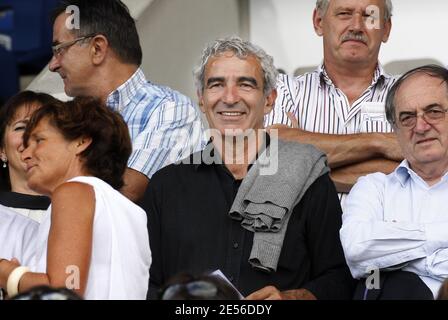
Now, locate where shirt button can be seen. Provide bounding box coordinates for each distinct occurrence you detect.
[233,242,239,249]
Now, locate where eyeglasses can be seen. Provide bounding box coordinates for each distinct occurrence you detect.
[52,34,96,57]
[397,107,448,128]
[161,280,218,300]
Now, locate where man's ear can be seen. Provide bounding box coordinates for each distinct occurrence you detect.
[313,8,324,37]
[197,90,206,113]
[264,89,277,115]
[382,19,392,43]
[90,35,109,65]
[75,137,92,155]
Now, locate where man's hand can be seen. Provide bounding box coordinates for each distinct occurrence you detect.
[245,286,317,300]
[266,111,299,133]
[375,133,403,162]
[286,112,299,128]
[120,168,150,203]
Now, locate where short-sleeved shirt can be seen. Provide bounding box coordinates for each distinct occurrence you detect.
[107,68,205,178]
[265,63,397,203]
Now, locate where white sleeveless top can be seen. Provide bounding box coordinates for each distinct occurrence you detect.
[32,177,151,300]
[0,204,37,266]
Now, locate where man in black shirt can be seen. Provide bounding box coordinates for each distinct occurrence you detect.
[143,37,354,300]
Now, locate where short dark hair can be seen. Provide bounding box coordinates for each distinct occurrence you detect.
[53,0,142,66]
[23,97,132,190]
[385,65,448,126]
[0,91,60,191]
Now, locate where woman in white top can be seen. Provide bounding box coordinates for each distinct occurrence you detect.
[0,204,37,300]
[0,91,55,222]
[0,97,151,299]
[0,204,37,266]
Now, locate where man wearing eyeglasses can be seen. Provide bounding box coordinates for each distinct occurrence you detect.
[48,0,204,203]
[340,65,448,299]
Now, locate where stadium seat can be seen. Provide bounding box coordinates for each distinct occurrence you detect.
[0,0,59,74]
[384,58,444,75]
[0,45,19,104]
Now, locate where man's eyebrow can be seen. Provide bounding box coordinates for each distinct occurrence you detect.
[334,6,353,12]
[399,104,444,114]
[238,77,258,86]
[206,77,224,85]
[424,103,443,110]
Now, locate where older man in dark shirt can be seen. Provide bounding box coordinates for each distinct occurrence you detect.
[143,37,355,300]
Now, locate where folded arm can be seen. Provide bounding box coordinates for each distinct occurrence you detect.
[268,126,402,169]
[331,158,400,193]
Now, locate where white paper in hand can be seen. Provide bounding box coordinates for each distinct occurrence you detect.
[210,270,244,299]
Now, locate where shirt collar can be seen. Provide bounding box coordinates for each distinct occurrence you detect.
[194,133,271,171]
[317,62,388,90]
[394,160,448,187]
[394,160,413,187]
[106,68,147,112]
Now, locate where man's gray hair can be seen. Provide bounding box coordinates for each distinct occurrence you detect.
[194,36,278,97]
[316,0,393,21]
[385,65,448,127]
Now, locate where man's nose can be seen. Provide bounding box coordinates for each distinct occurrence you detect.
[350,12,364,31]
[48,55,60,72]
[414,114,432,134]
[222,85,240,105]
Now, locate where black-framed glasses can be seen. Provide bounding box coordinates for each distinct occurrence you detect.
[52,34,96,57]
[397,107,448,128]
[161,280,218,300]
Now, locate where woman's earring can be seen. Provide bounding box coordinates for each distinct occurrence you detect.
[1,155,7,168]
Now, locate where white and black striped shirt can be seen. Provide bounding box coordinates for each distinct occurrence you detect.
[265,63,398,203]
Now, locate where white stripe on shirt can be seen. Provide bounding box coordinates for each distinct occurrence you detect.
[265,63,398,204]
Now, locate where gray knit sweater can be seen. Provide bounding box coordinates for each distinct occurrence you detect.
[229,139,329,273]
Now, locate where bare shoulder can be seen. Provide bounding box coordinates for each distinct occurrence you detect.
[52,182,95,217]
[53,181,94,200]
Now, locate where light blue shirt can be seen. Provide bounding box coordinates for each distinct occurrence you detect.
[341,160,448,298]
[107,68,205,178]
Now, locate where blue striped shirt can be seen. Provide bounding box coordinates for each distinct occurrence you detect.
[107,68,205,178]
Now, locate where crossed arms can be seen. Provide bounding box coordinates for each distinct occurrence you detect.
[268,119,402,192]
